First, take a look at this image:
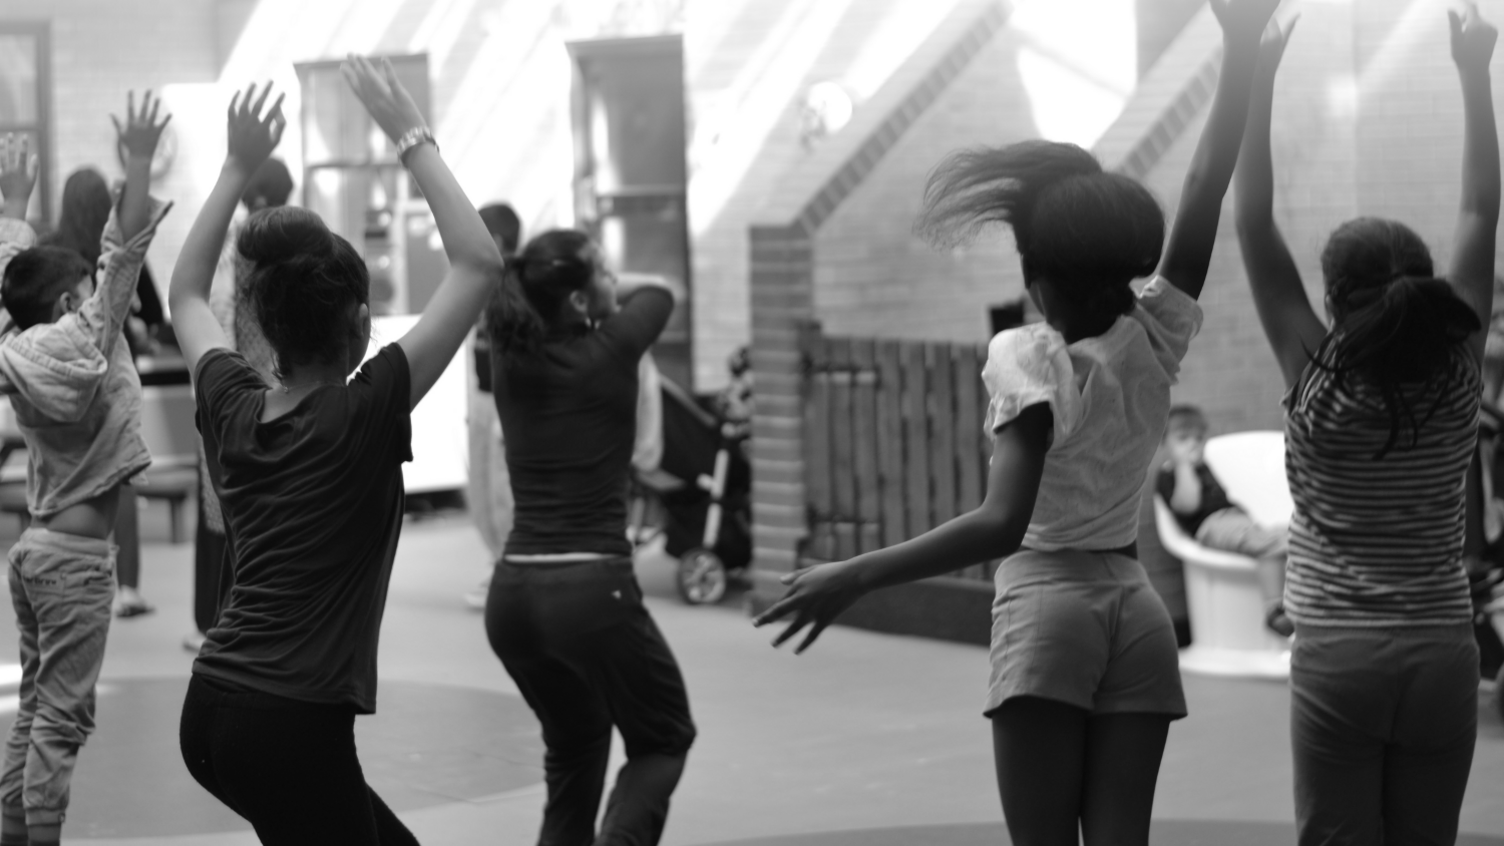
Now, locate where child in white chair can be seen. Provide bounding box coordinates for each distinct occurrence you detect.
[1156,404,1291,636]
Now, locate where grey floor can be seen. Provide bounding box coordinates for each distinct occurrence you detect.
[0,506,1498,844]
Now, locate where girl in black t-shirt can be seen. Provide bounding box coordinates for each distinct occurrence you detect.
[168,60,505,844]
[484,230,695,846]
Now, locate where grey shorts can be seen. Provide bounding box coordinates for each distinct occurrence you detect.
[986,548,1187,718]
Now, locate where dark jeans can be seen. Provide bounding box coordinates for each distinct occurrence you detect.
[1291,624,1478,846]
[486,558,696,846]
[179,675,419,846]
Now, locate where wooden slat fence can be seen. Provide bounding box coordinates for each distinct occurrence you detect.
[799,323,998,582]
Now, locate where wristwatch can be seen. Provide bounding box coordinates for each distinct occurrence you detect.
[396,126,437,162]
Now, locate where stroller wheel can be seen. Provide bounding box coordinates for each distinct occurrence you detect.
[677,548,728,605]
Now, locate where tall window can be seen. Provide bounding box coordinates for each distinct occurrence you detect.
[295,55,435,316]
[568,35,691,388]
[0,21,51,222]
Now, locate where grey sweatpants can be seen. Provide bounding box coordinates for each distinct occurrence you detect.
[1291,623,1477,846]
[0,528,115,826]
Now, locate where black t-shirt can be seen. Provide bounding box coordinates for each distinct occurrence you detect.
[1155,461,1236,536]
[191,345,412,713]
[494,288,673,556]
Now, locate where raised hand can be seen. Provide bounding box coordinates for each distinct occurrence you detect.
[0,133,38,211]
[340,55,427,146]
[1450,2,1498,74]
[112,90,172,161]
[752,559,867,654]
[226,82,286,171]
[1255,14,1299,80]
[1210,0,1281,49]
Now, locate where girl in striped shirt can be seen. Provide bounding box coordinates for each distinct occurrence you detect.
[1234,6,1497,843]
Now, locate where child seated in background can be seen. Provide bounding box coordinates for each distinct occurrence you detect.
[0,92,171,846]
[1156,404,1292,637]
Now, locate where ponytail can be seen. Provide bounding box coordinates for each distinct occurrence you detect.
[916,140,1162,324]
[1316,276,1481,457]
[485,229,597,358]
[916,140,1102,249]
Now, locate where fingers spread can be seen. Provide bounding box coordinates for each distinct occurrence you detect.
[770,615,809,648]
[251,82,273,118]
[795,618,830,654]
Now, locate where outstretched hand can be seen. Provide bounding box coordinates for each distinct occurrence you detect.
[1210,0,1281,49]
[226,82,285,172]
[0,134,38,209]
[751,559,867,654]
[1450,2,1498,74]
[112,90,172,161]
[341,55,427,146]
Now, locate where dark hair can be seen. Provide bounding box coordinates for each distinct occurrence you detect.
[479,203,522,255]
[486,229,597,358]
[1315,218,1479,457]
[1,246,93,330]
[45,168,112,266]
[237,207,369,377]
[916,140,1163,322]
[1165,404,1208,437]
[241,157,294,210]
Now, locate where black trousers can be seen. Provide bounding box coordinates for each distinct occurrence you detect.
[179,675,419,846]
[485,558,696,846]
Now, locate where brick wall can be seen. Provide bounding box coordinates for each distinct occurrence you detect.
[686,0,974,390]
[810,25,1036,343]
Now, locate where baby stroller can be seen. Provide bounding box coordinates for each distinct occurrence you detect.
[630,375,752,605]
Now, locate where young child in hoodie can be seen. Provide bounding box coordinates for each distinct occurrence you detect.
[0,92,170,846]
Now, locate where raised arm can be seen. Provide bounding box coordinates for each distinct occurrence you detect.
[114,91,170,243]
[0,135,36,223]
[78,91,174,361]
[1448,3,1499,361]
[1156,0,1278,300]
[1233,17,1325,389]
[170,83,285,377]
[753,404,1051,653]
[0,135,39,290]
[342,56,505,410]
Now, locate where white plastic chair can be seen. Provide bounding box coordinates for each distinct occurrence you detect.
[1153,430,1291,678]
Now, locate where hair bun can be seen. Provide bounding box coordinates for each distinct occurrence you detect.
[237,207,336,266]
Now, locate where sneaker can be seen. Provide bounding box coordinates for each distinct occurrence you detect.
[113,585,155,619]
[1265,603,1295,638]
[463,577,490,611]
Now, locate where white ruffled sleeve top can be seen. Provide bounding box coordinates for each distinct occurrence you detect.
[982,276,1203,551]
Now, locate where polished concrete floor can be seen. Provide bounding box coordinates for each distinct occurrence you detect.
[0,504,1498,844]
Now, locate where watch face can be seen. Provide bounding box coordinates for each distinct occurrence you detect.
[115,124,177,180]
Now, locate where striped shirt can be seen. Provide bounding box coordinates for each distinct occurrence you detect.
[1284,348,1480,627]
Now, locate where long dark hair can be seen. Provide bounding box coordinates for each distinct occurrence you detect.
[45,168,112,266]
[1314,218,1481,457]
[916,140,1164,322]
[486,229,597,358]
[237,207,370,378]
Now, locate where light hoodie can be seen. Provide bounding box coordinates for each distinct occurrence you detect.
[0,195,170,517]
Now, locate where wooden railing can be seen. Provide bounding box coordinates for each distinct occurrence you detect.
[798,323,998,582]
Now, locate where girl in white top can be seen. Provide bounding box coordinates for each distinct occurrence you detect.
[755,2,1278,843]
